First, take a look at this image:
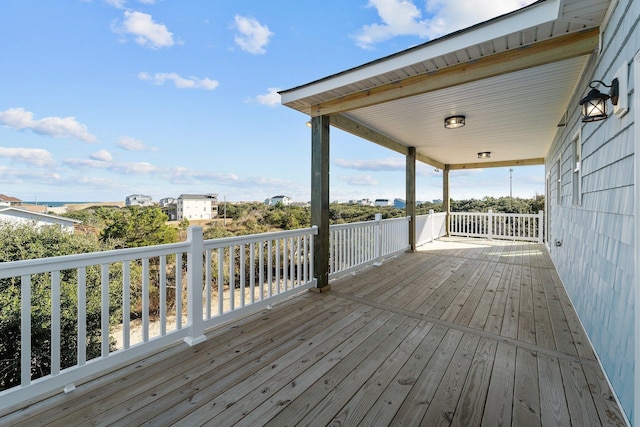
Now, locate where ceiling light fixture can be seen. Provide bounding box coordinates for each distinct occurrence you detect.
[477,151,491,159]
[579,79,619,122]
[444,115,465,129]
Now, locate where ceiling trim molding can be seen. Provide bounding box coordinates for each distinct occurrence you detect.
[311,28,599,117]
[448,158,545,170]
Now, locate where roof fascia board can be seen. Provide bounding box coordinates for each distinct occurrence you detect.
[311,28,598,116]
[281,0,561,104]
[0,207,81,223]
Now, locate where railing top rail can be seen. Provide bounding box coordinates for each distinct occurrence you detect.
[0,241,191,279]
[203,226,317,249]
[330,220,379,231]
[450,211,540,218]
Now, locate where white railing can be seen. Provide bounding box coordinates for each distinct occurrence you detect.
[449,209,544,243]
[416,210,447,246]
[329,215,410,278]
[0,226,317,410]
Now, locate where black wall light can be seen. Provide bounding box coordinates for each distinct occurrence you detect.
[579,79,619,122]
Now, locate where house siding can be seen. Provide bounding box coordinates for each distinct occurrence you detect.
[546,1,638,423]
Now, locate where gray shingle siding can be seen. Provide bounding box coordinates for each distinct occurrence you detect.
[546,1,638,422]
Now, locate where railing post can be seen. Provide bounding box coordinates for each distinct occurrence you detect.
[429,209,434,243]
[184,226,206,346]
[487,209,493,240]
[373,213,383,266]
[538,210,544,244]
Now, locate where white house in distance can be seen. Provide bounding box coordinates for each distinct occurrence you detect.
[0,194,22,207]
[125,194,153,207]
[177,194,219,220]
[0,207,80,233]
[374,198,390,207]
[264,195,293,206]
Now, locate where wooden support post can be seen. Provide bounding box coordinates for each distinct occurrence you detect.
[311,115,331,291]
[443,165,451,236]
[406,147,416,252]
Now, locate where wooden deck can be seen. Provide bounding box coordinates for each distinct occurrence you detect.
[1,238,626,426]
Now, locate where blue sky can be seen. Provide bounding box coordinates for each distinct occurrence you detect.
[0,0,541,203]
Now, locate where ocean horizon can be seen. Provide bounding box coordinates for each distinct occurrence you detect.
[23,201,99,208]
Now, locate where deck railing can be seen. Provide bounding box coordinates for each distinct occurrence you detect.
[328,215,410,278]
[0,226,317,410]
[416,210,447,246]
[449,209,544,243]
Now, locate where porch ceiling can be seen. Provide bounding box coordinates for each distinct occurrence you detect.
[280,0,612,169]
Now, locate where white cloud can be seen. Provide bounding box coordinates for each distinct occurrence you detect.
[254,88,281,107]
[138,72,219,90]
[233,15,273,54]
[116,136,158,151]
[65,156,158,174]
[105,0,156,8]
[340,174,379,186]
[335,157,405,171]
[0,107,97,143]
[0,147,55,167]
[90,149,113,162]
[353,0,535,49]
[112,11,174,49]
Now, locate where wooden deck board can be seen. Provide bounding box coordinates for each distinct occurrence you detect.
[0,238,626,427]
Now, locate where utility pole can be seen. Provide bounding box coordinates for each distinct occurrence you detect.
[509,168,513,198]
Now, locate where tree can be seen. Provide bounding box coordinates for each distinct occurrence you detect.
[100,206,178,248]
[0,224,116,390]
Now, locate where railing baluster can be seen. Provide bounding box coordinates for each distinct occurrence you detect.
[205,249,211,319]
[175,255,182,330]
[250,243,255,304]
[229,245,235,310]
[51,271,61,376]
[123,261,131,346]
[259,242,264,301]
[240,243,246,308]
[283,238,288,291]
[77,267,86,367]
[218,249,224,316]
[160,255,167,335]
[267,240,273,298]
[21,275,31,385]
[275,239,280,294]
[101,263,109,357]
[142,258,149,343]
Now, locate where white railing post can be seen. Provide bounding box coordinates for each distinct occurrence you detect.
[487,209,493,240]
[185,226,206,346]
[374,213,383,266]
[538,210,544,244]
[429,209,435,243]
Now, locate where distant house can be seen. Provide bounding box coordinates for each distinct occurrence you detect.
[0,194,22,207]
[264,195,292,206]
[0,207,80,233]
[125,194,153,207]
[374,199,390,207]
[349,198,374,206]
[177,194,219,220]
[159,197,177,207]
[393,198,406,209]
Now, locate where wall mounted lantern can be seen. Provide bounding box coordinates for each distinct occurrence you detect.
[477,151,491,159]
[444,115,465,129]
[579,79,619,122]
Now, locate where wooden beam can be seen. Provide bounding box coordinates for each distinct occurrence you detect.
[406,147,416,252]
[329,114,446,169]
[443,165,450,236]
[329,114,408,155]
[311,115,330,289]
[448,158,545,170]
[312,29,599,116]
